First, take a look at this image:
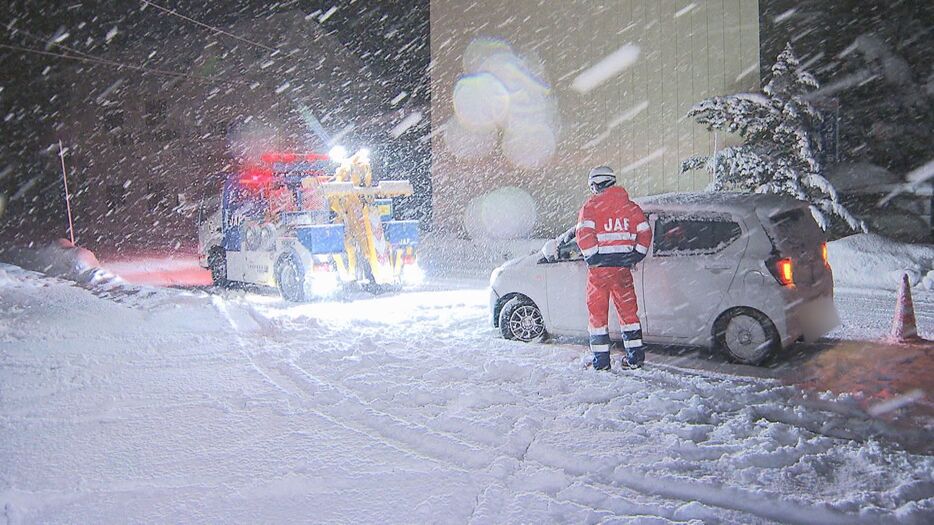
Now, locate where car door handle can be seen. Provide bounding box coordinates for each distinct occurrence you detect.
[705,264,732,272]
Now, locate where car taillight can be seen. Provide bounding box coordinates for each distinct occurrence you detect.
[776,258,794,286]
[312,262,332,273]
[402,254,416,265]
[820,242,830,268]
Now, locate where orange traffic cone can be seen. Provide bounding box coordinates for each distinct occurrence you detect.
[890,273,921,343]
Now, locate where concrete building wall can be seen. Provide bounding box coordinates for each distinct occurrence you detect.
[430,0,760,237]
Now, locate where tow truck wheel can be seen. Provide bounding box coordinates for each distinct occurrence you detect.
[276,255,307,302]
[208,249,228,288]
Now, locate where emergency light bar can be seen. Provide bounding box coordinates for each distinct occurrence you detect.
[259,152,331,164]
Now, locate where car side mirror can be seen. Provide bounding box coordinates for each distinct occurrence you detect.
[540,238,558,262]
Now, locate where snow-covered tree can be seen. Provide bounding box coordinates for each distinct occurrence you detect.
[681,43,867,232]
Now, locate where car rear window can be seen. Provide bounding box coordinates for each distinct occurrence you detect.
[654,216,742,256]
[767,208,823,254]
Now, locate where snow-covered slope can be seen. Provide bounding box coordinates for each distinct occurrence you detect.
[1,264,931,523]
[829,233,934,290]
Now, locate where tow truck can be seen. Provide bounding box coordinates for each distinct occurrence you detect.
[197,148,421,301]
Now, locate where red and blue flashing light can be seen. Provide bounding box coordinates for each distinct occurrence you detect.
[237,151,332,190]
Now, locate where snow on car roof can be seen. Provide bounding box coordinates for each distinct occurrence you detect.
[635,192,805,216]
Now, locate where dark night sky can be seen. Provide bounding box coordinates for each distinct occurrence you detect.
[0,0,430,247]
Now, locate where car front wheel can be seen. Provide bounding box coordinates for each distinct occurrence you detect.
[499,297,546,342]
[713,307,780,365]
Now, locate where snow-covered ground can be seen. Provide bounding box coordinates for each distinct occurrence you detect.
[1,260,932,524]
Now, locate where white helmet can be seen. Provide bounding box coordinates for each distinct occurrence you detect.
[588,165,616,194]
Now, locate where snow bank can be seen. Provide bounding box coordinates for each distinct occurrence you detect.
[34,239,99,276]
[828,234,934,290]
[26,239,124,287]
[0,268,20,288]
[825,162,900,193]
[0,267,16,287]
[0,241,221,312]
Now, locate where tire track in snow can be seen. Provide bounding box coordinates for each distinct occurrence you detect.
[522,444,857,525]
[251,352,494,472]
[209,293,495,476]
[270,312,554,453]
[465,414,553,524]
[239,296,556,476]
[270,335,623,523]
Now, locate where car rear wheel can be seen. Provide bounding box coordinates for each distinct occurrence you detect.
[276,255,307,302]
[713,307,780,365]
[499,297,546,342]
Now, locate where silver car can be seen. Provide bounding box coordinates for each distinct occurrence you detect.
[489,192,839,364]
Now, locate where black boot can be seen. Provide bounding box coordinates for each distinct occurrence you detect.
[593,351,611,370]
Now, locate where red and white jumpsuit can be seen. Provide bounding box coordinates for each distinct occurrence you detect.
[575,186,652,362]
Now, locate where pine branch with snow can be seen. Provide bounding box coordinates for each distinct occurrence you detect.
[681,43,867,233]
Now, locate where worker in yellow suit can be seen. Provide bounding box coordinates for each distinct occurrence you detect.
[330,152,392,284]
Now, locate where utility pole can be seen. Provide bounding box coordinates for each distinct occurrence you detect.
[59,140,75,244]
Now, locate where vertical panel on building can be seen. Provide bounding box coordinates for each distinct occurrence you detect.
[739,0,761,93]
[630,2,661,195]
[631,0,641,189]
[675,2,693,191]
[691,2,710,190]
[660,0,679,194]
[708,0,727,160]
[723,0,743,92]
[619,0,634,186]
[644,0,663,196]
